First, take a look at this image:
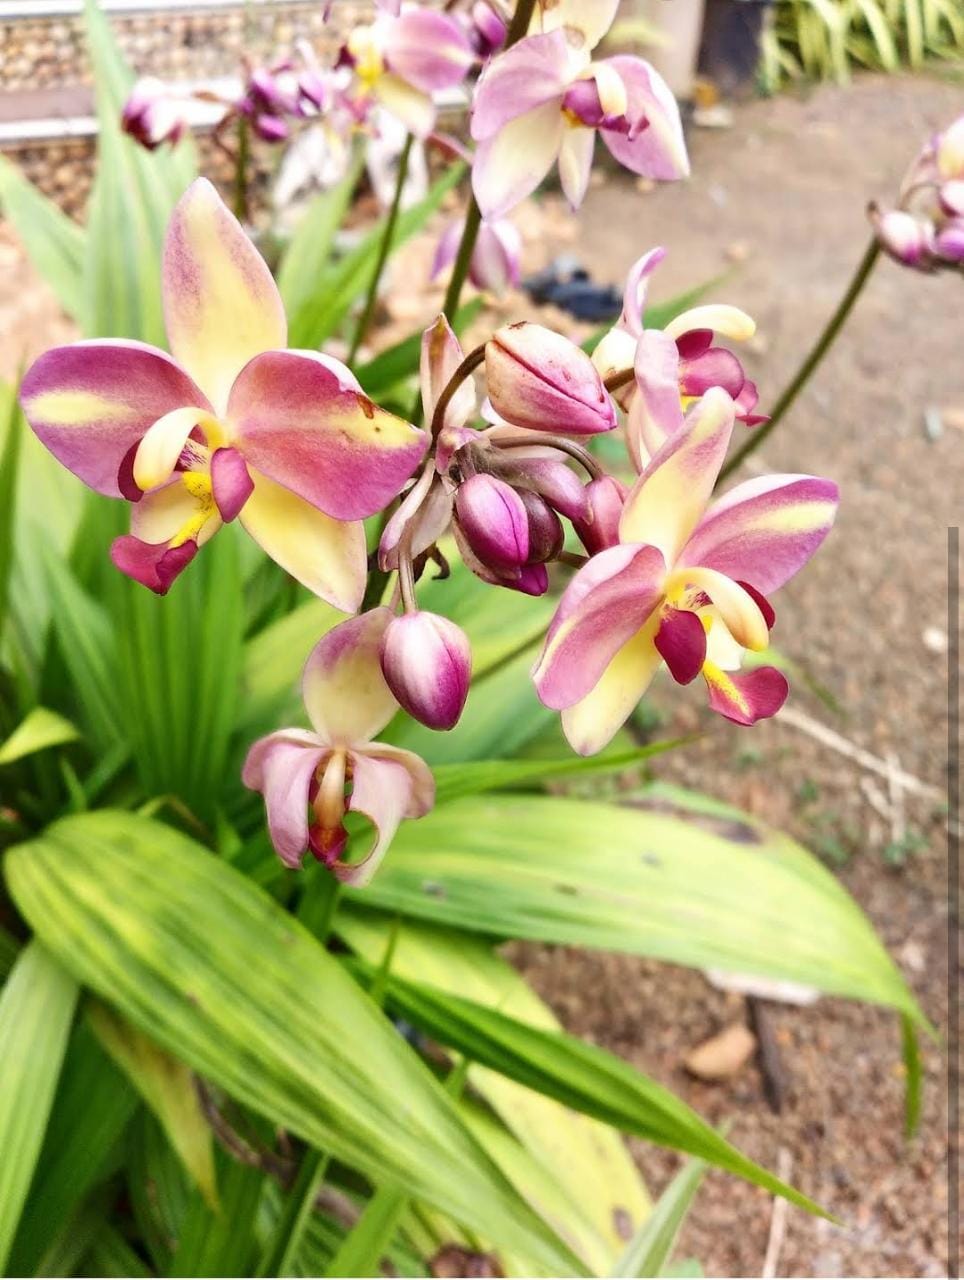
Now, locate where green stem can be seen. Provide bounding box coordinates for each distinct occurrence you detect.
[257,1147,329,1278]
[233,115,250,222]
[719,237,880,483]
[347,133,415,365]
[440,0,539,323]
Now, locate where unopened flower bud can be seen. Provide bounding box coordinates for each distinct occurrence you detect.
[869,206,934,269]
[486,323,618,436]
[937,114,964,180]
[936,219,964,263]
[380,612,472,731]
[940,179,964,217]
[121,78,187,150]
[573,475,626,555]
[454,473,529,571]
[470,0,507,57]
[433,218,521,296]
[517,489,564,564]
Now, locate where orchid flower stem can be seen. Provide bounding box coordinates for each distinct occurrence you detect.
[430,343,486,438]
[348,132,415,366]
[497,433,604,480]
[558,550,589,568]
[604,366,635,394]
[397,532,419,614]
[718,236,881,484]
[233,114,250,222]
[440,0,539,322]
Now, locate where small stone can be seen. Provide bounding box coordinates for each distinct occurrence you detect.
[684,1022,756,1080]
[922,626,948,654]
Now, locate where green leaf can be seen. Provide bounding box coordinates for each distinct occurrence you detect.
[0,706,80,766]
[128,1111,193,1273]
[611,1158,707,1278]
[354,298,484,399]
[83,1223,154,1277]
[324,1182,409,1279]
[0,377,24,637]
[0,940,79,1271]
[0,926,19,982]
[0,157,86,321]
[7,1019,138,1276]
[278,152,365,324]
[900,1014,923,1137]
[88,1001,218,1209]
[169,1148,264,1278]
[355,966,823,1217]
[241,598,343,734]
[4,811,586,1275]
[354,791,926,1025]
[256,1148,329,1279]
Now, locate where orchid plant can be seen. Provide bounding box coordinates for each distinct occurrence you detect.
[0,0,937,1276]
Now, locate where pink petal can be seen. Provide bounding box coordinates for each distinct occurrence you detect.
[557,125,595,210]
[654,607,706,684]
[486,322,617,436]
[470,31,570,141]
[470,219,522,294]
[210,446,254,522]
[679,474,840,594]
[19,340,209,498]
[229,349,426,521]
[534,542,666,710]
[627,328,684,468]
[242,730,328,868]
[471,101,565,221]
[301,609,397,747]
[620,246,667,336]
[110,534,198,596]
[332,746,435,886]
[702,663,789,726]
[678,345,746,399]
[420,314,474,429]
[599,56,689,181]
[534,0,621,51]
[383,9,474,92]
[162,178,287,415]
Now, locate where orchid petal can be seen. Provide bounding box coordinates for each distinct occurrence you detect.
[666,565,769,651]
[534,542,666,710]
[210,446,254,522]
[561,617,663,756]
[228,349,426,521]
[472,101,565,220]
[19,340,209,498]
[239,469,367,612]
[599,56,689,181]
[590,325,638,383]
[301,608,397,746]
[332,746,435,886]
[470,219,522,293]
[241,731,328,867]
[702,663,789,726]
[470,31,570,141]
[383,9,474,92]
[379,470,453,571]
[162,178,286,415]
[665,304,756,342]
[620,246,667,335]
[654,608,706,684]
[129,473,222,548]
[558,125,596,208]
[132,406,213,492]
[678,346,746,399]
[627,328,684,468]
[420,315,474,429]
[533,0,620,52]
[110,534,199,596]
[679,474,839,594]
[373,73,436,138]
[619,386,735,564]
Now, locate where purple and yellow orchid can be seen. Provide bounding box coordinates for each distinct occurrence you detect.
[592,247,764,469]
[470,0,689,219]
[19,179,426,609]
[534,387,839,755]
[243,609,435,882]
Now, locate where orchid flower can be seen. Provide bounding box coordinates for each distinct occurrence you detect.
[342,5,475,139]
[592,247,764,469]
[470,0,688,220]
[432,216,522,295]
[533,387,839,755]
[20,179,426,608]
[121,78,189,150]
[243,609,434,883]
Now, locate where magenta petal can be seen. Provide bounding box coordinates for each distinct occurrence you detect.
[599,56,689,181]
[20,340,209,498]
[109,534,198,595]
[380,612,472,731]
[242,731,327,868]
[678,346,746,399]
[736,579,775,629]
[511,563,550,596]
[384,9,474,92]
[573,475,626,555]
[534,542,666,710]
[210,446,254,522]
[654,608,706,685]
[455,473,529,571]
[674,329,713,360]
[228,349,427,520]
[703,664,789,726]
[620,246,667,335]
[470,30,571,141]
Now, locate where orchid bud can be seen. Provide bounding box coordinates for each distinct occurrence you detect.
[454,473,529,570]
[573,475,627,555]
[517,489,564,564]
[937,114,964,180]
[940,180,964,217]
[470,0,507,56]
[869,206,935,269]
[380,612,472,730]
[486,323,618,436]
[121,78,187,150]
[936,219,964,264]
[433,218,521,296]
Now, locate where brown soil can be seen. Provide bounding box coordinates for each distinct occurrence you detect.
[1,69,957,1280]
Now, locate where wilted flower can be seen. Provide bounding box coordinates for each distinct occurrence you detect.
[593,247,762,468]
[20,179,425,606]
[121,77,189,150]
[486,322,617,435]
[534,388,839,754]
[432,217,522,295]
[243,610,435,882]
[380,611,472,730]
[470,0,688,219]
[342,5,475,138]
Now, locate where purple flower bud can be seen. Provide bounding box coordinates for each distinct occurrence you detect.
[121,78,187,150]
[940,180,964,217]
[486,323,618,436]
[869,206,935,269]
[573,476,626,555]
[380,612,472,731]
[936,218,964,263]
[454,473,529,570]
[517,489,564,564]
[470,0,507,57]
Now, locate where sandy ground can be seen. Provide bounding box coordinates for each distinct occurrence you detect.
[0,70,958,1279]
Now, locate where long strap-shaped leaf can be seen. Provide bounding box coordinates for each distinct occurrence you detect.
[0,940,78,1271]
[4,810,586,1276]
[610,1158,707,1278]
